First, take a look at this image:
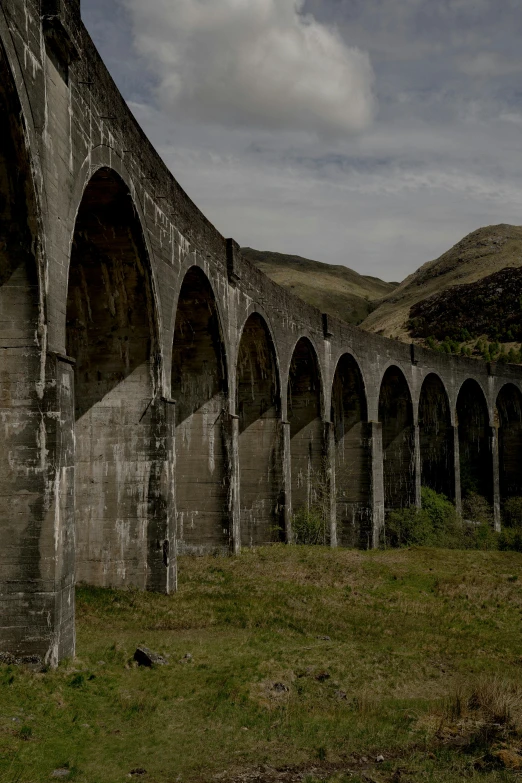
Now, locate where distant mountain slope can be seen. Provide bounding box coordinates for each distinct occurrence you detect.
[241,247,398,326]
[409,267,522,344]
[361,224,522,340]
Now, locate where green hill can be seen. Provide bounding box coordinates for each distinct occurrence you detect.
[361,224,522,344]
[242,247,398,325]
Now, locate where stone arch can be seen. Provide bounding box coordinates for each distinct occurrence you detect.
[287,336,325,520]
[378,365,416,510]
[496,383,522,506]
[0,37,49,656]
[418,373,454,500]
[331,353,370,547]
[66,147,162,343]
[172,266,230,555]
[0,43,40,346]
[456,379,493,504]
[237,312,283,546]
[66,167,163,589]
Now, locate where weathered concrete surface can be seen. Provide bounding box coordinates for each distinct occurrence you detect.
[1,0,522,662]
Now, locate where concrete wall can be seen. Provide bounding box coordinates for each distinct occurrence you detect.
[1,0,522,663]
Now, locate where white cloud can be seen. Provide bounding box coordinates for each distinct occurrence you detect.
[123,0,376,137]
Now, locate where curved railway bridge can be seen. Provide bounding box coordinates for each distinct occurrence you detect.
[1,0,521,664]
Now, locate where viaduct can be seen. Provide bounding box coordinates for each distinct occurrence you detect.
[2,0,522,666]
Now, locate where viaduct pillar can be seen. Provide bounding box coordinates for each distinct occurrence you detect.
[326,421,338,548]
[491,425,501,532]
[368,421,385,549]
[282,421,293,543]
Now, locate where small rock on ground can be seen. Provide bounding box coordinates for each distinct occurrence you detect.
[133,647,168,667]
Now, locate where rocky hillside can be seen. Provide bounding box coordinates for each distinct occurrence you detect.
[241,247,397,326]
[361,224,522,342]
[409,266,522,344]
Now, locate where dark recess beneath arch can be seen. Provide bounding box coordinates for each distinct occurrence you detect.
[497,384,522,504]
[331,354,370,547]
[66,167,159,589]
[418,374,454,500]
[0,41,47,656]
[379,366,415,510]
[172,267,229,555]
[237,313,283,545]
[287,338,324,517]
[457,379,492,504]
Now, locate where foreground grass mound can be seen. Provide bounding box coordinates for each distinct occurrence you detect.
[1,547,521,782]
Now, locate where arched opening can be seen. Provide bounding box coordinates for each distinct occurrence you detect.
[378,366,415,510]
[418,374,454,499]
[496,384,522,506]
[66,167,159,588]
[237,313,283,546]
[287,338,324,519]
[172,267,229,555]
[457,379,492,504]
[0,44,44,653]
[331,354,370,547]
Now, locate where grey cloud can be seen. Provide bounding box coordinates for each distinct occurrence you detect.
[122,0,376,137]
[82,0,522,282]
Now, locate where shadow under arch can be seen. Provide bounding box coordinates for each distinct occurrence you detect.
[457,379,492,504]
[237,312,283,546]
[418,373,454,500]
[378,365,416,510]
[287,336,325,521]
[0,38,50,656]
[331,353,370,547]
[66,166,162,590]
[496,383,522,505]
[172,266,230,555]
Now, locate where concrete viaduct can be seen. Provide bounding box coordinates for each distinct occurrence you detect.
[2,0,522,665]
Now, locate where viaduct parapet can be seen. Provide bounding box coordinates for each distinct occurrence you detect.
[1,0,521,665]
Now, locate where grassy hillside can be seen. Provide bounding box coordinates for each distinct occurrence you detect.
[2,546,522,782]
[241,247,397,326]
[361,224,522,346]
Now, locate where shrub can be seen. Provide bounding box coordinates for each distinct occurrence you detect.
[384,487,461,548]
[462,493,493,525]
[422,487,465,547]
[502,496,522,528]
[384,506,433,548]
[292,506,329,546]
[421,486,455,528]
[463,522,498,551]
[499,528,522,552]
[383,489,507,551]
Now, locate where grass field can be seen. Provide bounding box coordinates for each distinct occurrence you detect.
[1,546,522,783]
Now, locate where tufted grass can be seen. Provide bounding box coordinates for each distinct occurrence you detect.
[1,546,521,782]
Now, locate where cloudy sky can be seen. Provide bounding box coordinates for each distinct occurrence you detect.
[82,0,522,282]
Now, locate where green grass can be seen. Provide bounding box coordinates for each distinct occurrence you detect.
[1,546,522,782]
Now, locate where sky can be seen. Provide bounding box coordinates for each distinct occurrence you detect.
[82,0,522,282]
